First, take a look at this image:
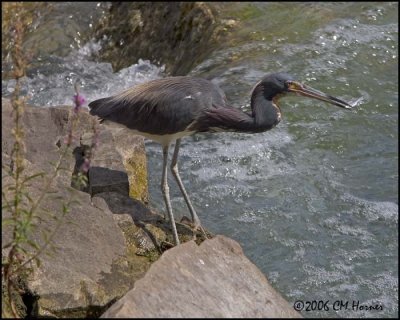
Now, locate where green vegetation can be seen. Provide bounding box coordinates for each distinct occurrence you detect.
[1,3,97,317]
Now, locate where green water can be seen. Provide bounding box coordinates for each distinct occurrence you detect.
[148,2,398,317]
[2,2,398,318]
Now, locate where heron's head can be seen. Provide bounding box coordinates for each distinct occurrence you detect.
[259,72,352,109]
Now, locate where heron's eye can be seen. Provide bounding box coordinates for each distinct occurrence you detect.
[284,81,293,89]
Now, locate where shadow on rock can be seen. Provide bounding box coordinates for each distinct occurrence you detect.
[93,191,211,254]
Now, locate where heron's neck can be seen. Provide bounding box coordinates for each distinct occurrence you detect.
[190,85,282,134]
[249,84,282,132]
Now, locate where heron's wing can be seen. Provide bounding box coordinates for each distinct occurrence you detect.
[89,77,226,135]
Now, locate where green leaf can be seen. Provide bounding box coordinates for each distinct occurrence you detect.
[17,208,30,217]
[33,215,44,223]
[41,232,49,243]
[20,191,33,203]
[21,172,45,183]
[2,242,12,249]
[34,258,41,268]
[50,243,59,252]
[42,226,51,233]
[27,240,39,250]
[16,246,28,255]
[2,203,12,210]
[69,199,80,206]
[62,204,70,214]
[2,182,17,189]
[45,250,55,257]
[50,195,64,201]
[2,218,16,226]
[25,266,34,274]
[45,189,59,194]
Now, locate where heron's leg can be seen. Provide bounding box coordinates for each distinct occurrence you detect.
[161,144,180,246]
[170,139,201,227]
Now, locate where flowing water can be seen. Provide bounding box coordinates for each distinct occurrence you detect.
[2,2,398,318]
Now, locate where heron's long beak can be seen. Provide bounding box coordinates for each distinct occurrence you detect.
[287,81,353,109]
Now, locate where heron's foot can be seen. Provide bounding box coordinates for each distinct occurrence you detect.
[180,216,211,241]
[195,223,211,240]
[160,240,175,251]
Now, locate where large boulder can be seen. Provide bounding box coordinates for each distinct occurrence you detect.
[101,236,301,318]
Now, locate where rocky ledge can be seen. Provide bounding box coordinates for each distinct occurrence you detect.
[102,235,301,318]
[93,2,238,76]
[2,99,300,318]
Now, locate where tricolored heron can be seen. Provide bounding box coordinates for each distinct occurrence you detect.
[89,73,352,245]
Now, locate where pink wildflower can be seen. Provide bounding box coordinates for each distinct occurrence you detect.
[73,93,86,113]
[80,158,91,173]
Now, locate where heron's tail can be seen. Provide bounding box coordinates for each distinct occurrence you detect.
[88,97,118,119]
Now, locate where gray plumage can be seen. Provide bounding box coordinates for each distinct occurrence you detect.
[89,76,229,136]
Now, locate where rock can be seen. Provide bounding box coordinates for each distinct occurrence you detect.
[2,152,129,317]
[93,2,233,75]
[1,99,153,317]
[79,123,149,203]
[84,129,130,196]
[93,191,156,222]
[2,100,71,171]
[89,166,130,196]
[113,129,148,203]
[23,180,127,317]
[2,98,148,203]
[101,236,301,318]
